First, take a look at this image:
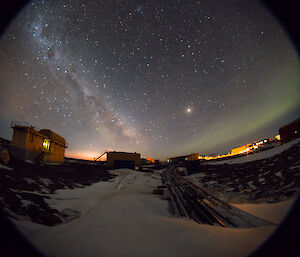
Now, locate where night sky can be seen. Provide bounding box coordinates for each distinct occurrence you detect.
[0,0,299,160]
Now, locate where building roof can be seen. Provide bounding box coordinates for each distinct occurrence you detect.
[11,121,66,147]
[107,151,140,155]
[39,129,66,146]
[279,117,300,131]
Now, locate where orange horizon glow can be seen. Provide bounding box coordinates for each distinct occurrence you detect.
[65,150,156,161]
[65,150,106,161]
[66,135,279,162]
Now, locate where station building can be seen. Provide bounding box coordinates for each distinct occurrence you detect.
[231,144,252,155]
[106,151,141,169]
[168,153,199,163]
[10,121,66,164]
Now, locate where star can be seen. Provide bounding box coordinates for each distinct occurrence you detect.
[0,0,298,160]
[186,108,192,113]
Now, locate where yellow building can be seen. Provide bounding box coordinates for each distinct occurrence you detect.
[39,129,66,163]
[10,121,66,164]
[106,151,141,169]
[231,144,252,155]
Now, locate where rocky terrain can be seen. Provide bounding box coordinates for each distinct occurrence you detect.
[185,140,300,203]
[0,158,114,225]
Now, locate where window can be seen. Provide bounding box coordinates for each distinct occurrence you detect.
[42,139,50,152]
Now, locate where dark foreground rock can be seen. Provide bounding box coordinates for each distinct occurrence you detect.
[0,159,115,225]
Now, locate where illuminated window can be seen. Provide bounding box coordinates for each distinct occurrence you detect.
[42,139,50,152]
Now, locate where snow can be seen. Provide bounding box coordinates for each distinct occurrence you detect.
[12,168,294,257]
[290,165,300,170]
[207,137,300,165]
[20,199,33,207]
[39,177,52,186]
[10,188,50,197]
[247,181,257,190]
[0,163,13,170]
[186,173,206,185]
[226,187,235,192]
[232,198,295,224]
[206,180,218,185]
[24,177,36,184]
[283,181,295,189]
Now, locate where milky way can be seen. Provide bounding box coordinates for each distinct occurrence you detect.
[0,0,299,159]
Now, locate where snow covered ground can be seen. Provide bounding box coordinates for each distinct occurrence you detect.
[232,198,295,224]
[0,163,13,170]
[12,168,294,257]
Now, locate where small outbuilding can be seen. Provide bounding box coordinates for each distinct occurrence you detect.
[10,121,66,164]
[106,151,141,169]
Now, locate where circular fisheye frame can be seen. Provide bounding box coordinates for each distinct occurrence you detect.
[0,0,299,257]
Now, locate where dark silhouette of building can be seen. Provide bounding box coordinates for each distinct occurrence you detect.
[279,118,300,143]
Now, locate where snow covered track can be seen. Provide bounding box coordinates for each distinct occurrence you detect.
[162,166,275,228]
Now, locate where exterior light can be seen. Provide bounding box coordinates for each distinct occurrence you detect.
[42,139,50,152]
